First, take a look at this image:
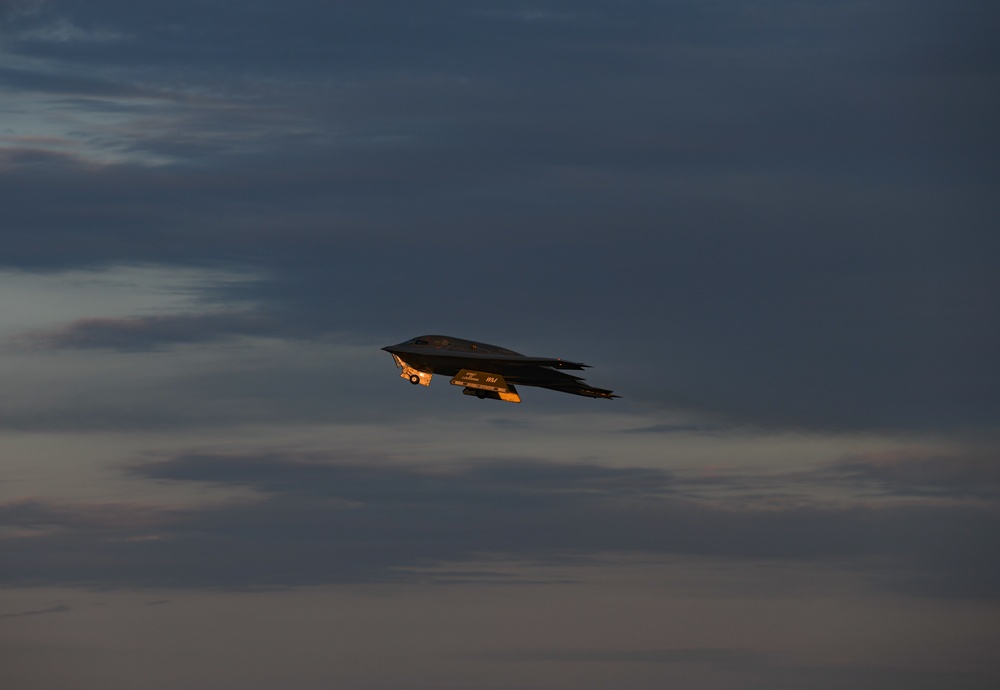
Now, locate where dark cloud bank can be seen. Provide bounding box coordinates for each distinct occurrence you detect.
[2,1,999,433]
[479,648,989,690]
[2,452,997,598]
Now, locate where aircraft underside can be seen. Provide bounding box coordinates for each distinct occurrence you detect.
[388,352,615,403]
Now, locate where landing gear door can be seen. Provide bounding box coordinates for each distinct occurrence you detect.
[449,369,521,403]
[391,354,432,386]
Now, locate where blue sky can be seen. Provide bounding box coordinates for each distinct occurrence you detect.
[2,2,999,688]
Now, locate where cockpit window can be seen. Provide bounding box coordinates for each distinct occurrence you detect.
[408,339,429,346]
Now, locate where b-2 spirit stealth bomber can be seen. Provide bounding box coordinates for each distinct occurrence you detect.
[382,335,617,403]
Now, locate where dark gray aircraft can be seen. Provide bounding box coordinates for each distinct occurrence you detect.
[382,335,617,403]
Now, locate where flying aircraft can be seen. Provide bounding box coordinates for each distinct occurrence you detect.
[382,335,617,403]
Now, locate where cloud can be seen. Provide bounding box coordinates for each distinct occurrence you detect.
[0,603,70,619]
[135,452,675,500]
[829,447,1000,499]
[0,0,45,25]
[20,311,287,351]
[480,646,771,670]
[17,16,128,43]
[2,453,997,597]
[478,647,981,690]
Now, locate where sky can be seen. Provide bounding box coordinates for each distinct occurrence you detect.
[1,1,998,688]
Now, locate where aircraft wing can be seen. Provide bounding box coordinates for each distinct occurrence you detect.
[501,365,618,399]
[463,354,590,371]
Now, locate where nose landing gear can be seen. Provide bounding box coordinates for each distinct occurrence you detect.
[390,354,432,386]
